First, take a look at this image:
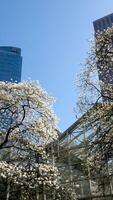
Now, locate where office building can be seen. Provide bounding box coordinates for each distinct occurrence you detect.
[93,13,113,32]
[93,13,113,100]
[0,46,22,82]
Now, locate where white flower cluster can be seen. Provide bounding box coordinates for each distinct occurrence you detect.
[0,81,58,150]
[0,161,59,188]
[0,81,70,199]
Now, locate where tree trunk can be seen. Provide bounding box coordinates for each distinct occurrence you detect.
[6,180,10,200]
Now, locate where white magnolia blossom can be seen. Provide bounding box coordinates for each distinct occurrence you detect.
[0,81,71,199]
[0,81,58,151]
[0,161,59,188]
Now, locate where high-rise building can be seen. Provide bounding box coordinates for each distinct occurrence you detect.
[0,46,22,82]
[93,13,113,32]
[93,13,113,100]
[0,47,22,162]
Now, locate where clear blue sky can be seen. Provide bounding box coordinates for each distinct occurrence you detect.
[0,0,113,131]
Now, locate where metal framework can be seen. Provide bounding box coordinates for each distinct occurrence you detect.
[50,105,113,200]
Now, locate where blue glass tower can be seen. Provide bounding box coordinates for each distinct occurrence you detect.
[0,46,22,82]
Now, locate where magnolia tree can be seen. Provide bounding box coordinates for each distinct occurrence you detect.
[0,81,72,200]
[75,26,113,192]
[77,26,113,109]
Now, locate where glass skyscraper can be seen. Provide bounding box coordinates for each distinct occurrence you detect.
[93,13,113,32]
[93,13,113,101]
[0,46,22,82]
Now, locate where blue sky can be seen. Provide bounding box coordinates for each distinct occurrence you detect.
[0,0,113,131]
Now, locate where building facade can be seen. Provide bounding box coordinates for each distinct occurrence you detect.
[0,46,22,82]
[93,13,113,100]
[93,13,113,32]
